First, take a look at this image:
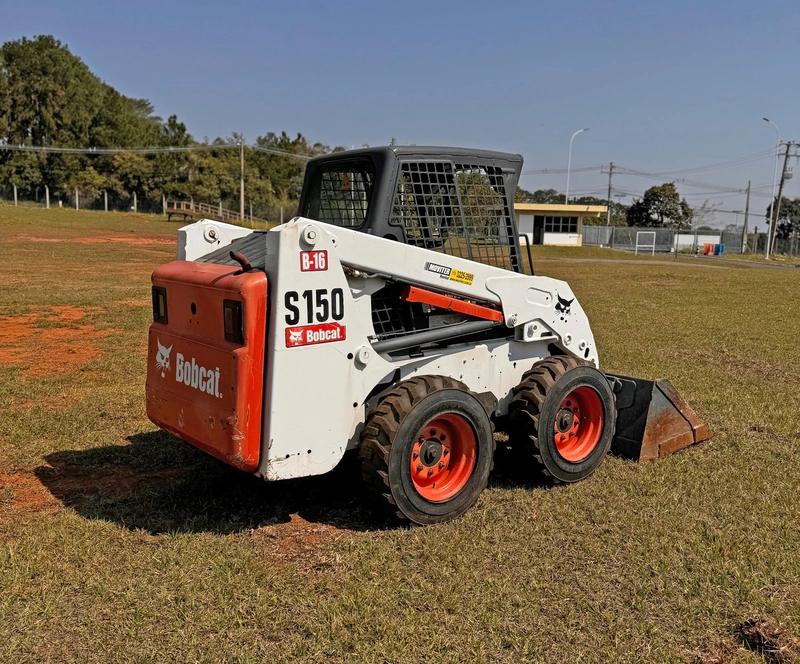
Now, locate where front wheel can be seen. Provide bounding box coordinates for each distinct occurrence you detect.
[508,356,616,483]
[359,376,494,525]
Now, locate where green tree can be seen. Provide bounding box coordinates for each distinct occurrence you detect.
[766,197,800,239]
[515,187,563,204]
[627,183,692,229]
[0,35,342,219]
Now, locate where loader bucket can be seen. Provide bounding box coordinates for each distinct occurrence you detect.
[605,374,712,462]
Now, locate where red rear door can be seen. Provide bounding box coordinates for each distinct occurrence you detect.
[146,261,267,472]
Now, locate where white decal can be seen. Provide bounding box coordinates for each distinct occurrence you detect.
[175,353,222,398]
[156,338,172,378]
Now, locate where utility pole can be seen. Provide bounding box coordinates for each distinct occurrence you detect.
[239,141,245,221]
[603,162,614,226]
[741,180,751,253]
[768,141,794,259]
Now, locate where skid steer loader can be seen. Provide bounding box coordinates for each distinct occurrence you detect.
[145,146,711,524]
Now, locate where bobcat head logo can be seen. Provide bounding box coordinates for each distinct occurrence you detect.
[555,295,574,321]
[155,338,172,377]
[288,329,304,345]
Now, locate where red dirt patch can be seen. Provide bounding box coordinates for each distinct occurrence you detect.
[12,232,172,247]
[0,466,189,521]
[0,471,61,516]
[253,513,347,565]
[0,306,113,377]
[41,465,188,501]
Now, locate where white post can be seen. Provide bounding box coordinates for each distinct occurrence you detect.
[133,191,137,213]
[104,190,108,212]
[13,184,17,206]
[75,188,79,210]
[45,185,50,209]
[249,202,253,220]
[280,206,284,224]
[162,194,166,216]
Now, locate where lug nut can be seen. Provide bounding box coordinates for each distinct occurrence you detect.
[443,448,449,456]
[438,462,444,469]
[427,469,434,476]
[416,464,423,472]
[413,452,419,459]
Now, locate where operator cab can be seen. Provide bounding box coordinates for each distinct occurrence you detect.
[298,146,525,274]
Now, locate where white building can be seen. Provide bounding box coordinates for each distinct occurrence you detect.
[514,203,607,246]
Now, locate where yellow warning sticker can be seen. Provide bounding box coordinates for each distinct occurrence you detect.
[449,269,475,286]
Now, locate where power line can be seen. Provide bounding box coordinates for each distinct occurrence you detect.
[521,165,602,175]
[624,148,775,176]
[0,142,313,160]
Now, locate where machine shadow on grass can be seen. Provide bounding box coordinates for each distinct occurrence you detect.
[35,431,388,535]
[34,431,547,535]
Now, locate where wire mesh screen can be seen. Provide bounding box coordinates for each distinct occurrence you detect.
[301,158,375,227]
[389,161,517,271]
[370,285,409,338]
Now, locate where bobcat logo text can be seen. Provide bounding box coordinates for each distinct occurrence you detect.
[175,353,222,398]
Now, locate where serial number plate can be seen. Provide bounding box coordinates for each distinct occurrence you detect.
[300,250,328,272]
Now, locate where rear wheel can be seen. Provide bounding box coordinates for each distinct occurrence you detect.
[359,376,494,525]
[508,356,615,483]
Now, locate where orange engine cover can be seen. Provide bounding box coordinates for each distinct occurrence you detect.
[146,261,267,472]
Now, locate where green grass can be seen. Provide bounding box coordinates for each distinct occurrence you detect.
[2,204,800,663]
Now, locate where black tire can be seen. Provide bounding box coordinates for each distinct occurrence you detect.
[508,356,616,483]
[359,376,494,525]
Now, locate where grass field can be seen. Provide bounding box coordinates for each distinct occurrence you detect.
[2,204,800,663]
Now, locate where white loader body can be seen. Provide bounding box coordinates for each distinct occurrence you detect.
[177,217,598,482]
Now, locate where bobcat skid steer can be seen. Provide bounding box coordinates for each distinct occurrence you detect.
[145,146,711,524]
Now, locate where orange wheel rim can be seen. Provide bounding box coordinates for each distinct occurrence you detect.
[409,413,477,502]
[553,386,604,462]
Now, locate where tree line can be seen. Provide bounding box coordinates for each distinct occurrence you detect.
[3,35,798,237]
[0,35,345,220]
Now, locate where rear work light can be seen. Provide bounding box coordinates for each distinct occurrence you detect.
[223,300,244,344]
[152,286,168,324]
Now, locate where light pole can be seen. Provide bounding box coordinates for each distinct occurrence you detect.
[565,128,590,204]
[763,117,780,258]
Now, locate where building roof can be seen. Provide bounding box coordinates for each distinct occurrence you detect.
[514,203,607,214]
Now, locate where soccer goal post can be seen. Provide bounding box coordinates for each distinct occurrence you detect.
[635,231,657,256]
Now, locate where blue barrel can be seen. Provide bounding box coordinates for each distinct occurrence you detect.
[714,244,725,256]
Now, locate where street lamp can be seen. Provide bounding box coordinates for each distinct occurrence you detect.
[565,128,590,204]
[763,117,780,258]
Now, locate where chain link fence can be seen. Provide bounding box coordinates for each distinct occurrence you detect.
[580,225,800,256]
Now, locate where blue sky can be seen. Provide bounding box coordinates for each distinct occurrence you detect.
[4,0,799,227]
